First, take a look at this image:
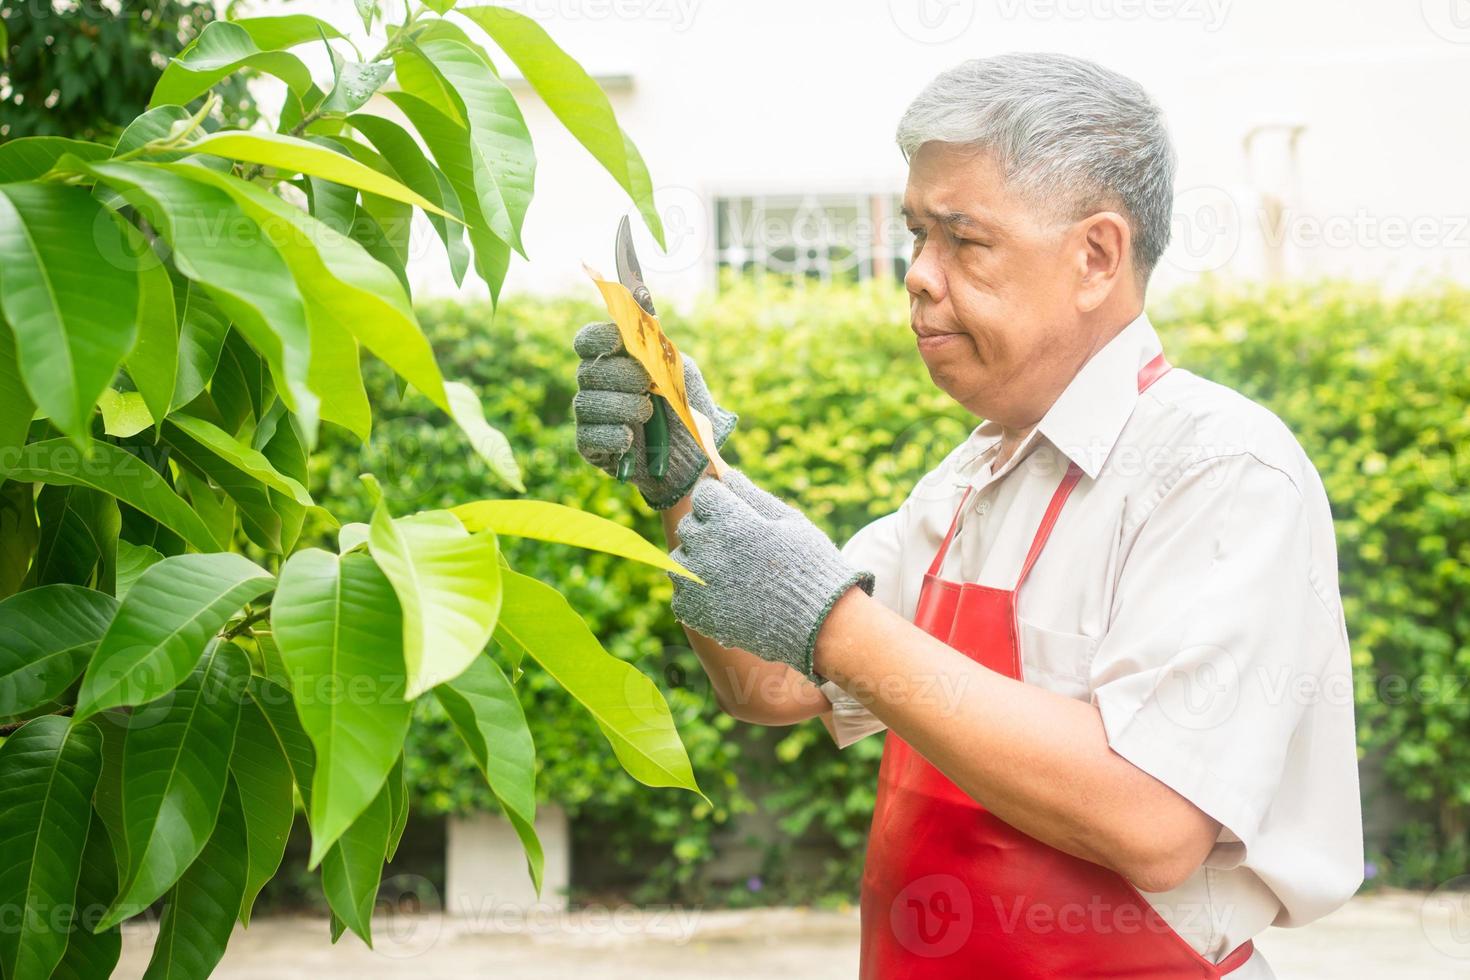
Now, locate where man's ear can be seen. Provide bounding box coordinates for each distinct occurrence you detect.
[1074,211,1132,313]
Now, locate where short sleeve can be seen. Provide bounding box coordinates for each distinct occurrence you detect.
[1089,452,1352,882]
[820,509,903,748]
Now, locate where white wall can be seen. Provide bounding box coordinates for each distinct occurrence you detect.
[255,0,1470,310]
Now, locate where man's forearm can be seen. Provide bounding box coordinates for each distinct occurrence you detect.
[813,588,1221,892]
[659,493,829,725]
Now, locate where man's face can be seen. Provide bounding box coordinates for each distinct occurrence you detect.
[901,141,1093,428]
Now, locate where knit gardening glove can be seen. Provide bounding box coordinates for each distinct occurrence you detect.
[573,321,738,510]
[667,469,876,683]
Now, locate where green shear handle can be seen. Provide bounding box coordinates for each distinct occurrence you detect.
[617,393,670,481]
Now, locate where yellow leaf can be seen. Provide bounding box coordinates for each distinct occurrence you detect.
[583,265,728,477]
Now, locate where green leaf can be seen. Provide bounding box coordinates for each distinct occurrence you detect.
[422,0,458,13]
[458,4,665,248]
[0,326,35,474]
[452,499,701,580]
[99,640,250,930]
[272,549,412,867]
[354,0,377,33]
[320,777,391,946]
[445,380,524,492]
[124,235,179,425]
[181,131,455,219]
[321,60,395,114]
[386,92,512,305]
[0,716,104,980]
[385,753,408,862]
[3,440,218,552]
[418,39,534,258]
[166,414,313,505]
[259,401,310,556]
[368,507,502,699]
[29,484,117,589]
[245,676,317,807]
[163,162,450,416]
[150,21,313,109]
[229,696,296,925]
[230,14,348,51]
[0,584,116,720]
[345,114,470,285]
[97,389,154,438]
[74,553,273,721]
[435,654,543,893]
[392,46,465,125]
[142,776,249,980]
[47,809,122,980]
[0,479,37,597]
[91,713,129,876]
[0,138,110,183]
[82,161,319,441]
[171,275,231,411]
[0,183,141,443]
[497,569,704,800]
[115,540,164,600]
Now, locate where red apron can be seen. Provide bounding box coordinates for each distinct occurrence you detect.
[859,352,1256,979]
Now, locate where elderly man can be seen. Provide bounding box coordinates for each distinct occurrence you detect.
[573,53,1361,979]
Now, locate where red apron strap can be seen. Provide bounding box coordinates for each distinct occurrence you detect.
[926,351,1172,585]
[925,485,973,578]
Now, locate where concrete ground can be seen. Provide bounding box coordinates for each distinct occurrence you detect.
[114,890,1469,979]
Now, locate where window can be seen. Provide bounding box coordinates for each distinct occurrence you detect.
[714,192,908,286]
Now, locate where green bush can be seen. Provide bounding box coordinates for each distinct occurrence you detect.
[318,274,1469,899]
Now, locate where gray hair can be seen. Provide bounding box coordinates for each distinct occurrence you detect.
[896,52,1177,277]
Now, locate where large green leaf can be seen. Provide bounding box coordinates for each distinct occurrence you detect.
[99,640,249,930]
[435,654,543,893]
[345,114,470,285]
[417,39,534,257]
[0,183,141,443]
[452,499,700,580]
[48,809,122,980]
[0,478,38,597]
[258,400,310,556]
[386,92,512,305]
[0,585,117,720]
[170,275,231,411]
[166,414,312,505]
[0,715,103,980]
[458,4,664,248]
[0,138,110,183]
[181,132,453,218]
[0,325,34,473]
[272,549,411,867]
[245,676,316,807]
[122,235,179,427]
[3,440,218,553]
[164,162,450,415]
[29,484,118,589]
[82,160,319,440]
[74,553,273,721]
[445,380,524,492]
[385,753,408,862]
[142,776,249,980]
[320,777,391,946]
[497,569,704,799]
[229,14,347,51]
[114,540,164,600]
[150,21,313,109]
[229,695,296,925]
[368,506,502,699]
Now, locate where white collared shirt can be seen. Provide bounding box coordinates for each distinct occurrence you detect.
[822,311,1363,973]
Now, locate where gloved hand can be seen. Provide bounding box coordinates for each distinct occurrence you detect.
[573,321,738,510]
[666,468,875,683]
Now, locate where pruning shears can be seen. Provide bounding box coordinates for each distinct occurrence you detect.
[613,214,671,482]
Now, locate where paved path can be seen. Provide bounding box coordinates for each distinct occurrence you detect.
[113,890,1469,979]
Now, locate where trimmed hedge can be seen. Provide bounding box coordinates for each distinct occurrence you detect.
[314,274,1469,900]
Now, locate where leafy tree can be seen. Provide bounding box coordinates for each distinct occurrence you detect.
[0,4,701,976]
[0,0,257,141]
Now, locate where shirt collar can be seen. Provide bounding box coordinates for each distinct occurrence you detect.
[956,311,1165,485]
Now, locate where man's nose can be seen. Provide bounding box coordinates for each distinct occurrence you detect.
[905,242,945,302]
